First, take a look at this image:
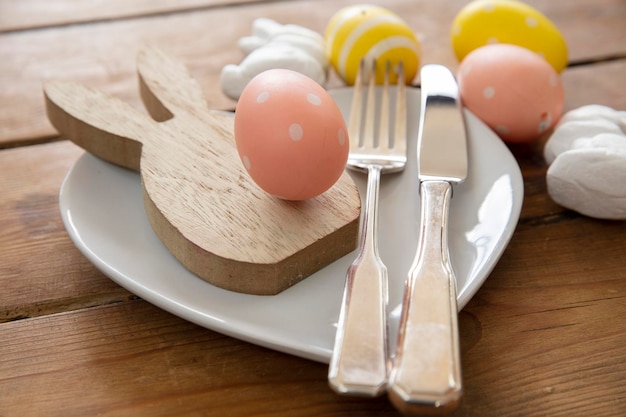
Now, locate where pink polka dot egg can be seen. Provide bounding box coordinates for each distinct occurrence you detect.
[234,69,349,200]
[457,43,565,143]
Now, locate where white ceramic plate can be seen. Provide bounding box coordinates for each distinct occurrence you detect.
[59,88,523,363]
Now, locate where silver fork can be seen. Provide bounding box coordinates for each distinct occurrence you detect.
[328,59,407,397]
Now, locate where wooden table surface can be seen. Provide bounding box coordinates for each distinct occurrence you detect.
[1,1,625,416]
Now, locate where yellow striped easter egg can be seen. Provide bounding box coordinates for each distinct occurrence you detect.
[325,5,421,85]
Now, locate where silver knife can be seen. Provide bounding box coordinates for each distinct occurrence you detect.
[388,64,466,415]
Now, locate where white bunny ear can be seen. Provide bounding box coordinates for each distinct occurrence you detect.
[238,36,265,55]
[571,132,626,152]
[543,119,622,164]
[279,23,326,42]
[252,16,324,41]
[270,34,329,68]
[239,18,280,54]
[251,17,282,39]
[240,18,326,57]
[547,146,626,220]
[220,44,327,100]
[558,104,624,125]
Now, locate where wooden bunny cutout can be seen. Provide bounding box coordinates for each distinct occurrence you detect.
[45,47,360,295]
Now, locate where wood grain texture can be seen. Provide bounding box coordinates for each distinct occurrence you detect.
[1,256,624,417]
[0,300,400,417]
[562,60,626,111]
[460,216,626,417]
[1,0,626,416]
[0,141,134,322]
[1,0,626,146]
[0,0,264,32]
[44,47,361,295]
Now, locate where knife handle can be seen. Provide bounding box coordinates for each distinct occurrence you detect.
[388,180,462,415]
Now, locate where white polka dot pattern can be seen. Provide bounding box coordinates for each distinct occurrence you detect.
[525,17,538,27]
[289,123,304,141]
[256,91,270,103]
[243,155,252,170]
[307,93,322,106]
[338,128,346,146]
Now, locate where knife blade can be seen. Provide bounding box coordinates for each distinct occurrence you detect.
[388,64,466,415]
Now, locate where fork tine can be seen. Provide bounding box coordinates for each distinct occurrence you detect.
[348,59,365,148]
[394,61,407,154]
[345,58,407,172]
[363,58,377,149]
[378,60,391,150]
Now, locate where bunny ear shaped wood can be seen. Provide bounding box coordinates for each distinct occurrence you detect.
[45,46,361,295]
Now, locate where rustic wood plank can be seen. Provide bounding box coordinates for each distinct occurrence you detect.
[1,228,624,417]
[0,0,264,32]
[0,141,132,322]
[543,0,626,65]
[459,215,626,416]
[1,0,626,147]
[562,59,626,111]
[0,300,400,416]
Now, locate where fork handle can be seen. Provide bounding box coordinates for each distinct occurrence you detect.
[388,180,462,415]
[328,164,388,397]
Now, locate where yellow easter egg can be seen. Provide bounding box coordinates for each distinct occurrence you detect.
[451,0,568,72]
[325,5,421,85]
